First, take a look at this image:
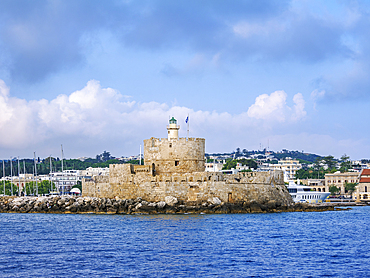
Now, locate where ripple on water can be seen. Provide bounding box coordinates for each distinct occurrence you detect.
[0,207,370,277]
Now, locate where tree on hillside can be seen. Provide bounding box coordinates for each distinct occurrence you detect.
[222,159,237,170]
[340,154,351,172]
[96,151,113,162]
[222,159,257,170]
[323,155,336,170]
[314,157,322,178]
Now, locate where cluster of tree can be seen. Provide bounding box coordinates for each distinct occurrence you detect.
[329,182,357,195]
[222,158,257,170]
[96,151,114,162]
[0,151,143,178]
[0,180,55,196]
[295,154,354,180]
[210,148,324,163]
[0,181,14,195]
[23,180,55,195]
[274,151,322,163]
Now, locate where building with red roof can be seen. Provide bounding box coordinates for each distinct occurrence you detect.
[353,169,370,202]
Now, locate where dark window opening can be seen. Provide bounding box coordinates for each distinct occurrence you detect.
[175,161,179,166]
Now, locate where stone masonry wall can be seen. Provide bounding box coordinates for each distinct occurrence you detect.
[83,170,292,206]
[144,137,205,174]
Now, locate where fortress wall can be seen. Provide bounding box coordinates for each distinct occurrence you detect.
[83,169,291,205]
[110,164,133,178]
[82,176,110,198]
[144,137,205,174]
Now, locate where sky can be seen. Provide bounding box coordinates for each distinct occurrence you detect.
[0,0,370,160]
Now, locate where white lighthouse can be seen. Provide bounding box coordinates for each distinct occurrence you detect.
[167,117,180,140]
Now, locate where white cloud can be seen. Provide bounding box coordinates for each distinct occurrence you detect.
[247,90,288,122]
[247,90,306,123]
[310,89,326,109]
[292,93,306,121]
[0,80,12,127]
[0,80,308,157]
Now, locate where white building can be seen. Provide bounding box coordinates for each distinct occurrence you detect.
[79,167,109,177]
[50,170,79,193]
[270,158,302,181]
[236,163,250,171]
[205,162,224,172]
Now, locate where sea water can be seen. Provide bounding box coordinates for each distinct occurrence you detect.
[0,207,369,277]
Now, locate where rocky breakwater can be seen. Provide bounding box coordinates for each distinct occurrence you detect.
[0,196,336,214]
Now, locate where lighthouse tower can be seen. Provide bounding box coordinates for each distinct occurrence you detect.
[144,117,205,174]
[167,117,180,140]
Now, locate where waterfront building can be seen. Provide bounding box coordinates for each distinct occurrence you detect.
[13,175,37,193]
[353,169,370,201]
[50,170,79,193]
[325,171,359,195]
[301,179,326,192]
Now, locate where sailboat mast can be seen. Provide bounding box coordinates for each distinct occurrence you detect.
[18,157,20,196]
[49,156,53,193]
[32,162,35,195]
[61,145,64,195]
[23,160,27,196]
[10,158,13,196]
[3,160,5,196]
[34,152,38,196]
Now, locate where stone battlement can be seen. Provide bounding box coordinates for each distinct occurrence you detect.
[144,136,205,174]
[83,168,291,206]
[156,137,205,142]
[82,117,293,207]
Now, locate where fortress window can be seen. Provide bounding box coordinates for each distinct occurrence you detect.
[228,193,232,202]
[169,143,172,148]
[175,161,179,166]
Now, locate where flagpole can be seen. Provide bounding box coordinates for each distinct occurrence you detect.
[187,114,189,140]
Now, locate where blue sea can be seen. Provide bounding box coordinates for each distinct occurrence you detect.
[0,207,369,278]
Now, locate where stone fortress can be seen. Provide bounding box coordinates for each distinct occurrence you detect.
[82,117,293,206]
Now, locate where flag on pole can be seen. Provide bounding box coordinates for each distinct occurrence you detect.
[186,114,189,140]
